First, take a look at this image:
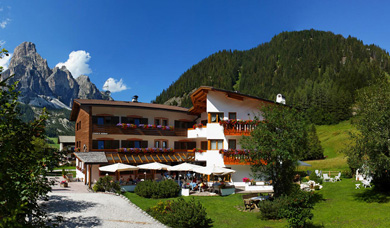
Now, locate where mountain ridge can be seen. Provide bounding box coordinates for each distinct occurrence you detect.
[1,42,112,109]
[154,29,390,124]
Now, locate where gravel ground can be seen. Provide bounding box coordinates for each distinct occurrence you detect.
[43,192,166,228]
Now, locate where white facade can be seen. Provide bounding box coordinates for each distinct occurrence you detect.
[190,90,267,183]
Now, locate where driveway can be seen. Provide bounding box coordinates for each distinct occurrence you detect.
[43,178,165,228]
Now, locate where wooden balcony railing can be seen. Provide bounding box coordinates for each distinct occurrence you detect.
[92,124,187,137]
[105,151,195,164]
[220,120,263,136]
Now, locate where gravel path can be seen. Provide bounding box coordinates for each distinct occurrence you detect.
[43,192,166,228]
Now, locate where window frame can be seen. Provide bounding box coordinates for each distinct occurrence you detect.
[208,140,223,150]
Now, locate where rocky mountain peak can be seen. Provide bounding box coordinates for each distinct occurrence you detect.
[1,42,112,109]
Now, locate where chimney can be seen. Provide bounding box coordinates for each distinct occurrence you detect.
[132,95,139,103]
[276,94,286,104]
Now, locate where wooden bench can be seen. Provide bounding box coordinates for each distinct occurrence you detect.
[242,193,258,210]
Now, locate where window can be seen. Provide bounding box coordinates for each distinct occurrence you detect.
[209,113,224,123]
[155,140,168,148]
[174,141,196,150]
[201,141,208,150]
[121,117,148,125]
[175,120,195,129]
[92,116,120,125]
[97,117,104,125]
[229,112,237,120]
[228,139,236,149]
[121,140,148,148]
[209,140,223,150]
[155,118,168,126]
[92,140,120,149]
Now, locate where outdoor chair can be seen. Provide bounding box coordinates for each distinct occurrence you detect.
[334,172,341,181]
[315,170,320,177]
[362,177,372,188]
[323,174,331,182]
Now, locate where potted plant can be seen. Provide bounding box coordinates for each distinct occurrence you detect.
[181,183,190,196]
[219,183,235,196]
[60,180,68,187]
[243,177,250,186]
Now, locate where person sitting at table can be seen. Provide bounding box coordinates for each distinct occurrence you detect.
[119,176,124,185]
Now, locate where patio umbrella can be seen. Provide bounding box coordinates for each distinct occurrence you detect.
[168,162,204,171]
[137,162,172,170]
[297,160,312,167]
[194,165,236,175]
[99,163,139,172]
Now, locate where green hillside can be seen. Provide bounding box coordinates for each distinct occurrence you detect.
[301,120,356,171]
[154,29,390,125]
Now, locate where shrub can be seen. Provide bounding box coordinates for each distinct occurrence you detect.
[342,169,353,178]
[135,179,180,199]
[258,195,289,220]
[147,197,213,228]
[93,175,121,193]
[309,170,322,184]
[282,188,315,228]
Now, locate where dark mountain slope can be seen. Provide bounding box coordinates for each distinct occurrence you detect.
[154,30,390,124]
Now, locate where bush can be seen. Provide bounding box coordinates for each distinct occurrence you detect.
[93,175,120,193]
[258,195,289,220]
[147,197,213,228]
[282,188,315,228]
[342,169,353,178]
[309,170,322,184]
[135,179,180,199]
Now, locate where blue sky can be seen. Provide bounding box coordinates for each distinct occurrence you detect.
[1,0,390,103]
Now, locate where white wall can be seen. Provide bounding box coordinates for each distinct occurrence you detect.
[195,150,225,167]
[206,91,264,121]
[188,127,207,138]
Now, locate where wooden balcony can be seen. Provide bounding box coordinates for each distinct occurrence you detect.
[223,156,251,165]
[92,124,187,137]
[223,124,254,136]
[105,151,195,164]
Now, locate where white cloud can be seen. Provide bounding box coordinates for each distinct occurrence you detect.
[102,77,128,93]
[56,50,92,78]
[0,40,5,46]
[0,52,12,71]
[0,18,10,29]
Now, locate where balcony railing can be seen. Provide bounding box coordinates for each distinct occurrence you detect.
[219,120,263,136]
[105,151,195,164]
[92,124,187,137]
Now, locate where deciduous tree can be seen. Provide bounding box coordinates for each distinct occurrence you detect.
[240,105,308,197]
[0,47,62,227]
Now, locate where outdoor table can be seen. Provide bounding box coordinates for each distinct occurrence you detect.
[250,196,269,208]
[355,184,360,189]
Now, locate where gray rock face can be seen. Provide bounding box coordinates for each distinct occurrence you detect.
[76,75,104,100]
[1,42,111,109]
[47,67,79,107]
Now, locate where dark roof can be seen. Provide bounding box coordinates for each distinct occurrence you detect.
[74,152,108,164]
[70,99,191,121]
[58,136,75,143]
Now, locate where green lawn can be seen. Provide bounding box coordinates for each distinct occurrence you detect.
[48,137,60,150]
[300,120,357,172]
[124,178,390,227]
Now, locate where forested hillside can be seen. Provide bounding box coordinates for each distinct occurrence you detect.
[154,30,390,124]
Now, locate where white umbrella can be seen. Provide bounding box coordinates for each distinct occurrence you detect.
[194,165,236,175]
[137,162,172,170]
[99,163,139,172]
[168,162,204,171]
[297,160,312,167]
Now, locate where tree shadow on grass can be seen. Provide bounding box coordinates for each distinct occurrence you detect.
[353,188,390,203]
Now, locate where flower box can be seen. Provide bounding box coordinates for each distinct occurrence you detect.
[220,187,235,196]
